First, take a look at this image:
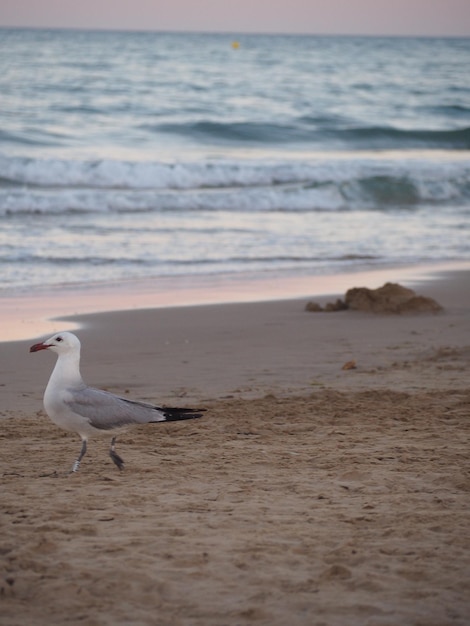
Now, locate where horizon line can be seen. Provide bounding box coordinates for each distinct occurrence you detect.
[0,24,469,39]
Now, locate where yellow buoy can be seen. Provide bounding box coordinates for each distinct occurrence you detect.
[231,41,240,49]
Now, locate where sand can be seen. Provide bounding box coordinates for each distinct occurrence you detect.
[1,268,469,625]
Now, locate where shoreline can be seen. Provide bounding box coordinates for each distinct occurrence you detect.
[2,264,469,415]
[1,260,469,343]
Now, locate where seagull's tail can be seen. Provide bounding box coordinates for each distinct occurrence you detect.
[157,407,206,422]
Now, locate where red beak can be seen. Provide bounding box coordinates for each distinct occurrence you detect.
[30,342,50,353]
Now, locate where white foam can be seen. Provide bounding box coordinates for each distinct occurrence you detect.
[1,152,469,216]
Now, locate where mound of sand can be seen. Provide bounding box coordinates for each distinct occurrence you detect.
[306,282,443,314]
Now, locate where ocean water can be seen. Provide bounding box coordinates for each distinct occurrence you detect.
[1,29,469,294]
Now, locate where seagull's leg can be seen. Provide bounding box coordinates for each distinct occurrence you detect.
[71,438,87,473]
[109,436,124,471]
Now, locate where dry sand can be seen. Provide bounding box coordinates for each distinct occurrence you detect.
[1,269,469,625]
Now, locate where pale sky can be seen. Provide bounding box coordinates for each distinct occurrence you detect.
[0,0,469,36]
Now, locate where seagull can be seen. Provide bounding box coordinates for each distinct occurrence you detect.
[30,331,205,473]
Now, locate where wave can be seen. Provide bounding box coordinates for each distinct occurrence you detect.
[149,120,308,144]
[334,126,470,149]
[425,104,470,117]
[148,120,470,149]
[1,153,469,216]
[1,251,380,268]
[0,129,62,147]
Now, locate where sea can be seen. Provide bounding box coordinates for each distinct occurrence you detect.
[1,29,469,295]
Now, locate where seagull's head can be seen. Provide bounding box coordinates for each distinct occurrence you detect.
[30,331,81,355]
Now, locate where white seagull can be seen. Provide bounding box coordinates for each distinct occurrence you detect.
[30,331,205,473]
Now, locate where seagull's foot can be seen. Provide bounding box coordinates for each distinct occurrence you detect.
[109,449,125,471]
[109,436,124,471]
[70,440,87,474]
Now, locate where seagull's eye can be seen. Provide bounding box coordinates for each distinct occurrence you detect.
[56,336,63,342]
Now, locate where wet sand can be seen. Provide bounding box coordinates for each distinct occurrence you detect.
[1,269,469,625]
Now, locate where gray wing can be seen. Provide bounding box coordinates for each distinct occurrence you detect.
[65,386,166,430]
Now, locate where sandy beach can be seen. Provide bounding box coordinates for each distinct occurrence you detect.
[1,268,469,625]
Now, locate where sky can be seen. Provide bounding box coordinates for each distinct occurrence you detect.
[0,0,469,37]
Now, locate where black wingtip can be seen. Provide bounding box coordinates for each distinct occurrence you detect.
[160,406,207,422]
